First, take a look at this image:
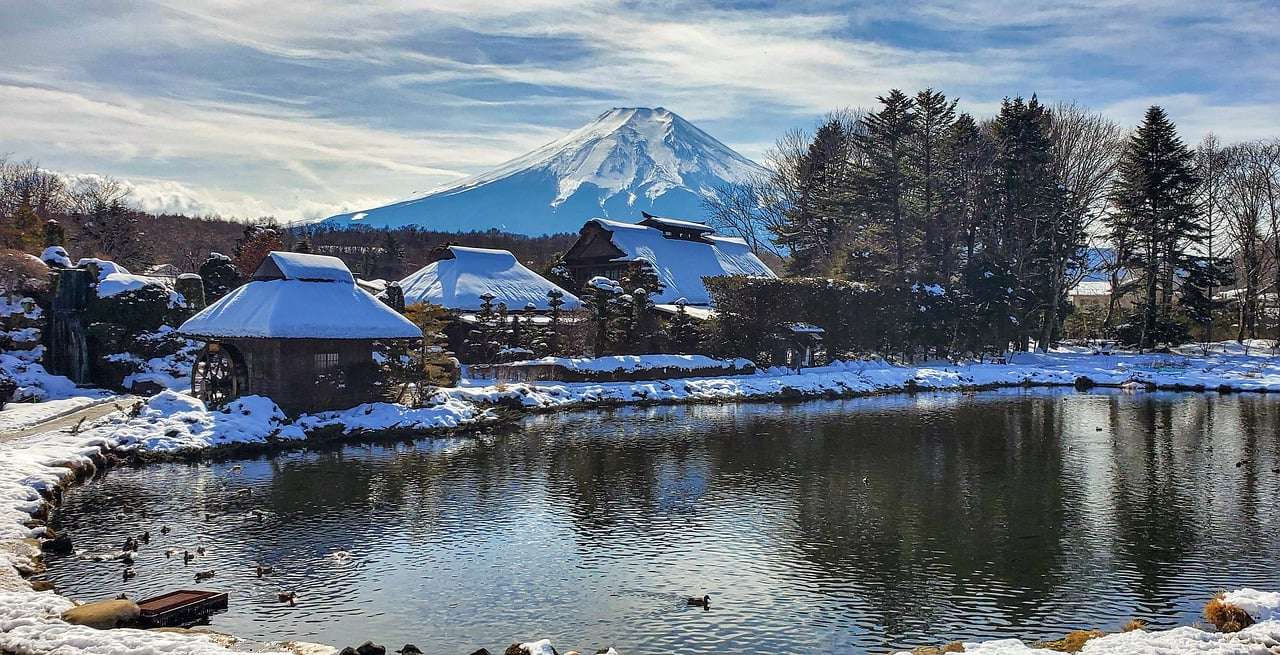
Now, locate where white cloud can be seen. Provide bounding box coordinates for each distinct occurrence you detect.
[0,0,1277,221]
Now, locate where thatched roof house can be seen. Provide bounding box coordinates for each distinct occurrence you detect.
[179,251,421,414]
[561,213,775,305]
[397,245,581,311]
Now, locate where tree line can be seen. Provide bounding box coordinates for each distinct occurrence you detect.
[705,90,1280,352]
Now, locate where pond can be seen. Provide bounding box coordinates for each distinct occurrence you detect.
[42,389,1280,654]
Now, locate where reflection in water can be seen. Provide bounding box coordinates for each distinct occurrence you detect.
[44,389,1280,654]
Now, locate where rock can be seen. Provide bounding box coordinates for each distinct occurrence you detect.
[339,648,358,655]
[356,642,386,655]
[395,646,424,655]
[504,646,526,655]
[469,650,492,655]
[41,533,74,555]
[1074,376,1095,390]
[61,599,141,629]
[29,579,56,592]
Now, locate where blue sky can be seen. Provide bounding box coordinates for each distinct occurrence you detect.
[1,0,1276,221]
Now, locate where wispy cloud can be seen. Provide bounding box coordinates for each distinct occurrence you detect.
[0,0,1277,221]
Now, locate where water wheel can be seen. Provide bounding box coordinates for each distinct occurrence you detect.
[192,343,243,408]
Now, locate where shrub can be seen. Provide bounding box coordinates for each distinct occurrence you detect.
[1204,596,1254,633]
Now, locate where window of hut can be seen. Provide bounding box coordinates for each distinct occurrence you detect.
[314,352,340,372]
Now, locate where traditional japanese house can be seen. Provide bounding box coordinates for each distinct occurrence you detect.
[398,245,581,311]
[178,251,422,414]
[560,212,775,305]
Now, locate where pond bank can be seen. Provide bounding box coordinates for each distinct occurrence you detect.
[4,348,1280,654]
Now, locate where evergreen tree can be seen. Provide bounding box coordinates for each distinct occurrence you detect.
[666,301,701,353]
[1178,255,1234,337]
[198,252,243,303]
[582,276,622,356]
[778,116,858,276]
[546,289,566,355]
[1108,106,1202,350]
[912,88,959,281]
[990,96,1064,349]
[855,90,919,278]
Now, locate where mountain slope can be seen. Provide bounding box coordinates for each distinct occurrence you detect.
[321,107,766,235]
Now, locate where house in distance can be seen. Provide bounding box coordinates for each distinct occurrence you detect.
[561,212,776,306]
[178,251,422,414]
[398,245,581,312]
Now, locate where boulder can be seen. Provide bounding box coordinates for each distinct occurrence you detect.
[61,599,141,629]
[41,533,74,555]
[469,650,492,655]
[356,642,386,655]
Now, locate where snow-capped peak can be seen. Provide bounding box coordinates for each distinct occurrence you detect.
[322,107,765,235]
[443,107,762,205]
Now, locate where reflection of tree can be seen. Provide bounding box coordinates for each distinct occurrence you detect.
[784,396,1072,641]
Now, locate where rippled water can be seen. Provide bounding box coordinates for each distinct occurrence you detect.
[43,389,1280,654]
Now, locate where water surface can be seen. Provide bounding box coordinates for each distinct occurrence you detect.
[44,389,1280,653]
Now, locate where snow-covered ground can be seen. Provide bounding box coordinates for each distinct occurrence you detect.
[452,346,1280,410]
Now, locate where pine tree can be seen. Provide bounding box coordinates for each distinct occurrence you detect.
[1178,255,1234,338]
[546,289,566,355]
[666,301,701,353]
[1108,106,1201,350]
[856,90,919,278]
[780,117,858,276]
[991,96,1064,349]
[912,88,959,281]
[198,252,243,303]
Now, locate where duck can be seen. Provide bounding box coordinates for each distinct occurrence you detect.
[256,564,273,577]
[159,525,171,535]
[194,570,216,581]
[164,549,176,559]
[183,550,195,565]
[121,551,136,565]
[196,545,206,556]
[686,594,710,608]
[140,531,151,544]
[123,536,139,552]
[122,567,136,581]
[277,591,297,604]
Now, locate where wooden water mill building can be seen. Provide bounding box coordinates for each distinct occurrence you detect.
[177,252,422,414]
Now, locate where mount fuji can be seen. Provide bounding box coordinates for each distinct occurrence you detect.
[320,107,766,235]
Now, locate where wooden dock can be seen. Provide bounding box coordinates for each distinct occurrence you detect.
[137,590,228,628]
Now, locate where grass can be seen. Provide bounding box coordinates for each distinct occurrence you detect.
[1034,629,1105,653]
[1204,595,1255,633]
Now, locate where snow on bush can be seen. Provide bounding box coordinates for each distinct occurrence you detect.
[39,246,72,268]
[503,354,753,374]
[105,391,306,452]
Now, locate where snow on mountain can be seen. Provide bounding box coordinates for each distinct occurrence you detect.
[321,107,766,235]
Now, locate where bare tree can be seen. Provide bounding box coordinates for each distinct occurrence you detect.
[701,177,786,259]
[1194,134,1231,343]
[1220,142,1270,341]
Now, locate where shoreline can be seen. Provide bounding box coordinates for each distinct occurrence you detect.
[4,350,1280,654]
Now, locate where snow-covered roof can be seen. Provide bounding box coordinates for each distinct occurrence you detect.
[253,251,354,283]
[179,251,421,340]
[1069,280,1113,296]
[397,246,581,311]
[587,218,776,305]
[639,213,715,234]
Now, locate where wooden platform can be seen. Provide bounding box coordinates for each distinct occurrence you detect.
[137,589,228,628]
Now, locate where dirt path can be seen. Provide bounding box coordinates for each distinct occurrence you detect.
[0,396,134,444]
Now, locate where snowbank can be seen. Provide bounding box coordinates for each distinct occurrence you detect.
[503,354,753,374]
[0,396,113,433]
[454,348,1280,410]
[296,396,495,435]
[0,347,103,403]
[890,588,1280,654]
